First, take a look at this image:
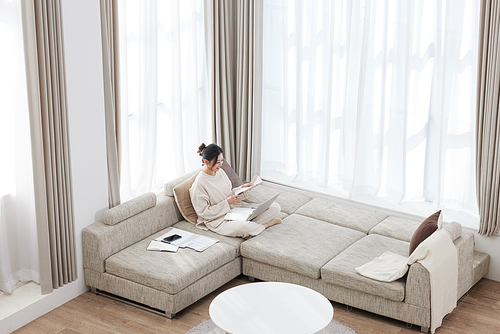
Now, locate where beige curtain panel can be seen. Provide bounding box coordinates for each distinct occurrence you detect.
[476,0,500,237]
[204,0,263,180]
[21,0,77,294]
[205,0,237,168]
[234,0,263,181]
[100,0,121,208]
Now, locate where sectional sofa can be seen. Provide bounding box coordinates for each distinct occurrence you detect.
[82,170,490,332]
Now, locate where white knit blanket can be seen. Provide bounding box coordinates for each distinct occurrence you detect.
[355,229,458,333]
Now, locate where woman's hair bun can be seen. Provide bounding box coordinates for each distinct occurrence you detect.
[198,143,223,166]
[197,143,206,157]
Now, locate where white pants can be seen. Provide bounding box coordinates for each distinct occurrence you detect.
[211,203,281,238]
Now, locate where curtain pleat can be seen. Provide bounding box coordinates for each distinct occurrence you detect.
[21,0,77,293]
[100,0,121,208]
[205,0,237,168]
[205,0,263,180]
[476,0,500,236]
[235,0,263,180]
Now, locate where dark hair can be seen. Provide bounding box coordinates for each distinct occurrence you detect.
[197,143,223,166]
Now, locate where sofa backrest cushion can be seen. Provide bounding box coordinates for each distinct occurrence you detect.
[409,210,440,255]
[173,171,199,224]
[103,192,157,226]
[164,169,200,197]
[442,221,462,241]
[221,159,243,188]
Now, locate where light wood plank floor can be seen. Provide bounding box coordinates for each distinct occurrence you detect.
[13,276,500,334]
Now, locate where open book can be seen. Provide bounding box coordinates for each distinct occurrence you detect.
[233,175,262,195]
[154,228,219,252]
[147,240,178,252]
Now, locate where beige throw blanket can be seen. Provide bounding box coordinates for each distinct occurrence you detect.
[356,229,458,333]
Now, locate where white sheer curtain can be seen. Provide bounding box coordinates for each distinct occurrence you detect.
[0,0,39,294]
[118,0,211,201]
[262,0,480,224]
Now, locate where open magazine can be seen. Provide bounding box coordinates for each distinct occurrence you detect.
[151,228,219,252]
[233,175,262,195]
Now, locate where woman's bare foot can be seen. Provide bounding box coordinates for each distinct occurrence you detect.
[263,218,282,229]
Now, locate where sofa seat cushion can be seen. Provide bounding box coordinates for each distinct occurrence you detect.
[321,234,409,302]
[369,216,421,242]
[295,198,388,234]
[245,185,311,215]
[105,227,238,295]
[240,214,365,279]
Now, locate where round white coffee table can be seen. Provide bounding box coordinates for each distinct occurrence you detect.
[209,282,333,334]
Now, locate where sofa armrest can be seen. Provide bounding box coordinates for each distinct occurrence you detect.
[82,192,183,273]
[405,225,474,308]
[452,232,474,298]
[405,262,431,309]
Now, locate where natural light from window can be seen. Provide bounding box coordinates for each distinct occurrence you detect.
[117,0,210,201]
[261,0,480,228]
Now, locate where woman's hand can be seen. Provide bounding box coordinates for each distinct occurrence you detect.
[227,194,241,205]
[242,183,254,188]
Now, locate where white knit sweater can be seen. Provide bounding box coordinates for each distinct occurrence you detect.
[189,169,234,230]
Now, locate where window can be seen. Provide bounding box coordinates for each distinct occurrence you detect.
[262,0,480,227]
[117,0,211,201]
[0,0,39,294]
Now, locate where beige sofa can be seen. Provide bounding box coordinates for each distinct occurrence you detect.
[82,171,490,331]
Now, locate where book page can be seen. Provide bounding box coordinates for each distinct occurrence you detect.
[153,228,220,252]
[184,236,219,252]
[234,175,262,195]
[147,240,178,252]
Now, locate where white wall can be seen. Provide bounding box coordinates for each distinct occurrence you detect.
[0,1,108,333]
[472,233,500,281]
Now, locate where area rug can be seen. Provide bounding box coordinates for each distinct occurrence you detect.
[186,319,356,334]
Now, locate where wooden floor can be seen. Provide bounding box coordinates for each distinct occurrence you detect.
[13,276,500,334]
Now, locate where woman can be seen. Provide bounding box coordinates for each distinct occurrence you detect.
[189,143,281,238]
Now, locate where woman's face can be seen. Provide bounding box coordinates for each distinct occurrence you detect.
[207,153,224,173]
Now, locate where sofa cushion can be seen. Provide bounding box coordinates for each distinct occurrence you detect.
[105,227,238,295]
[173,172,200,225]
[321,234,409,302]
[245,185,311,215]
[103,192,157,226]
[164,170,200,197]
[221,160,243,188]
[296,198,388,234]
[240,214,365,279]
[369,216,422,242]
[442,221,462,241]
[409,211,440,255]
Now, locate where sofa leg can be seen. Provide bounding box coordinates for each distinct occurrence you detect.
[90,287,98,294]
[248,276,255,282]
[420,326,429,333]
[165,312,176,319]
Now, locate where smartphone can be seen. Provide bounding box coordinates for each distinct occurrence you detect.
[162,234,182,243]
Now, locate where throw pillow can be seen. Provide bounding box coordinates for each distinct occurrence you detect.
[221,159,244,188]
[409,210,441,255]
[173,171,200,225]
